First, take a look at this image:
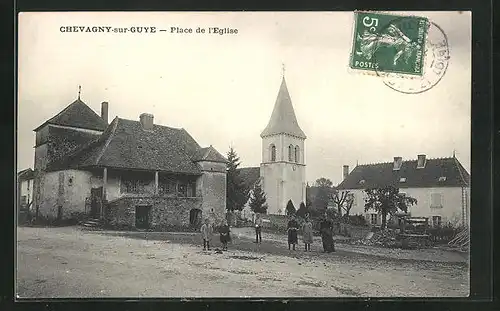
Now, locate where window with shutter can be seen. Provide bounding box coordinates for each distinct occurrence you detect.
[430,193,443,208]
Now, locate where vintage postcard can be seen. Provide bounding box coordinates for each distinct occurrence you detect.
[16,11,471,298]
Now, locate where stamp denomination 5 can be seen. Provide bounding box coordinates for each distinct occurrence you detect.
[350,12,429,76]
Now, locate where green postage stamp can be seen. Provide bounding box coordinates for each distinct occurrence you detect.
[350,12,429,76]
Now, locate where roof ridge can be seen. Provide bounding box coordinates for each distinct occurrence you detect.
[95,117,120,165]
[34,100,79,131]
[453,156,469,186]
[47,99,79,123]
[119,117,184,131]
[358,156,457,167]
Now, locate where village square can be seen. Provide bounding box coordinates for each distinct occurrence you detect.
[16,72,470,298]
[16,11,472,298]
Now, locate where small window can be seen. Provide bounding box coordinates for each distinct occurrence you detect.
[178,184,188,197]
[432,216,442,227]
[294,145,300,163]
[359,179,366,185]
[430,193,443,208]
[68,177,74,186]
[438,176,447,182]
[399,177,406,183]
[270,144,276,162]
[370,214,378,225]
[288,145,293,162]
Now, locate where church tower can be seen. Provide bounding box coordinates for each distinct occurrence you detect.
[260,73,306,215]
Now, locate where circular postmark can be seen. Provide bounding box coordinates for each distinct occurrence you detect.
[373,16,450,94]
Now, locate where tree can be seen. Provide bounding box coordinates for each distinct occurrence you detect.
[312,177,335,211]
[226,147,248,212]
[343,193,355,217]
[286,200,296,216]
[331,190,355,218]
[296,202,309,219]
[315,177,333,188]
[364,186,418,229]
[248,183,268,214]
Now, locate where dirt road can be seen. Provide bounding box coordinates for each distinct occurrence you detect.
[16,226,469,298]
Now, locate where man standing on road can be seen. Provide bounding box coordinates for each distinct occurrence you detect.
[254,213,263,244]
[200,218,213,251]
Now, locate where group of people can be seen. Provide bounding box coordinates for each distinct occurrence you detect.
[200,218,231,251]
[285,213,336,253]
[200,212,336,253]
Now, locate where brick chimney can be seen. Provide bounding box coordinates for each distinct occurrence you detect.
[393,156,402,170]
[343,165,349,180]
[101,102,108,124]
[140,113,154,130]
[417,154,426,168]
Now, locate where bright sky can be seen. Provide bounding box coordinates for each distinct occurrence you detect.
[17,11,471,185]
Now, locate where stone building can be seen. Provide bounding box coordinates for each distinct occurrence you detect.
[337,154,470,227]
[238,74,307,215]
[32,93,227,230]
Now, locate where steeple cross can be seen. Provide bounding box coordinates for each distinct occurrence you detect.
[78,85,81,100]
[281,63,285,77]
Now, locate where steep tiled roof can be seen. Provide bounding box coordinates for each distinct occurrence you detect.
[337,157,470,190]
[236,167,261,190]
[34,99,108,132]
[260,77,306,139]
[48,117,212,175]
[193,146,228,163]
[18,168,34,180]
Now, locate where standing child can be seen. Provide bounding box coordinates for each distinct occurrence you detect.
[200,218,213,251]
[287,215,299,251]
[302,215,314,252]
[254,213,263,244]
[219,219,231,251]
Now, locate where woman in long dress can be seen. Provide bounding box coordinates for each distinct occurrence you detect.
[287,215,299,251]
[320,215,335,253]
[302,215,314,252]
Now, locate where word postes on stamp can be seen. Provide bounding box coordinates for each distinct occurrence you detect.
[350,12,429,76]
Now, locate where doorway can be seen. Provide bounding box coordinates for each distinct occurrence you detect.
[189,208,202,228]
[135,205,151,229]
[90,187,103,217]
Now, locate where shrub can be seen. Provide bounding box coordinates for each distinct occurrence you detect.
[346,214,367,226]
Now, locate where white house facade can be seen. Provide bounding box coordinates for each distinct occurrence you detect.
[337,155,470,228]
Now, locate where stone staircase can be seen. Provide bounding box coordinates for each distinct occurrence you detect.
[80,218,105,231]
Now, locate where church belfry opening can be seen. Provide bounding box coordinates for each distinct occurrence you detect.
[270,144,276,162]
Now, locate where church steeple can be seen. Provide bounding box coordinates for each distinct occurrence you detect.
[260,75,306,139]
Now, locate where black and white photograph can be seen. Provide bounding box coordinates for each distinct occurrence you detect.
[16,11,471,298]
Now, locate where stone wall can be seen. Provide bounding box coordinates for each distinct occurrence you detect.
[37,169,93,220]
[106,196,203,230]
[196,161,227,226]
